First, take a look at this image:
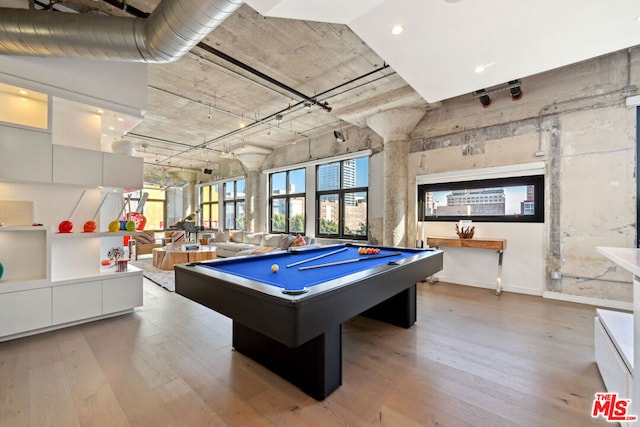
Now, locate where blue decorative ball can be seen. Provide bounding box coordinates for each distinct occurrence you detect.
[0,262,4,280]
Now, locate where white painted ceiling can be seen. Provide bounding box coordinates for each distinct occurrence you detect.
[247,0,640,102]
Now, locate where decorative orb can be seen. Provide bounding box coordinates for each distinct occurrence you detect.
[125,221,136,231]
[58,220,73,233]
[0,262,3,280]
[108,221,120,232]
[83,220,97,232]
[271,264,279,273]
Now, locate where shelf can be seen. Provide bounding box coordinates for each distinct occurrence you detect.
[0,225,46,232]
[0,278,50,294]
[51,264,141,286]
[51,230,142,239]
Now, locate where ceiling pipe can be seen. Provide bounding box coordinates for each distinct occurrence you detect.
[0,0,242,62]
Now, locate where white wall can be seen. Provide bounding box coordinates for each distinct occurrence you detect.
[424,221,545,295]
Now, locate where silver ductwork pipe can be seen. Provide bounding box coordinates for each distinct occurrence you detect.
[0,0,243,62]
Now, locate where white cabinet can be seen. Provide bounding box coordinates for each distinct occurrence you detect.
[52,280,102,324]
[0,124,52,183]
[0,288,51,337]
[52,145,103,186]
[104,275,143,314]
[103,152,143,189]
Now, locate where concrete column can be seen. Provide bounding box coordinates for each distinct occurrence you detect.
[366,108,425,247]
[237,153,267,232]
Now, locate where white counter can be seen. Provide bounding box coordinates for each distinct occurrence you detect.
[597,246,640,277]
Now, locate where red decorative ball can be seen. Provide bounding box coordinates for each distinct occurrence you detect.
[58,220,73,233]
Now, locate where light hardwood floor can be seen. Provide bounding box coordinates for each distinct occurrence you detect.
[0,279,612,426]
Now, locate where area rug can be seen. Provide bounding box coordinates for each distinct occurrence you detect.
[130,258,175,292]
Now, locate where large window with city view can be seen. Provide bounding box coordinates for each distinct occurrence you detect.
[417,175,544,222]
[269,168,305,234]
[316,157,369,239]
[224,179,245,230]
[199,183,219,230]
[128,185,166,230]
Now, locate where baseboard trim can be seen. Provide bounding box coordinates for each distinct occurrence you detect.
[542,291,633,311]
[430,276,542,296]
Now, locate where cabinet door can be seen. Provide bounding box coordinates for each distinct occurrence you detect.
[102,152,143,189]
[52,281,102,324]
[52,145,102,186]
[0,125,52,183]
[103,274,142,314]
[0,288,51,337]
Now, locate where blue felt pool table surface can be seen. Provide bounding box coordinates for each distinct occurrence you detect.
[196,244,425,292]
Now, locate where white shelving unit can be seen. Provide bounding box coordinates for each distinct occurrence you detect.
[0,226,143,341]
[0,65,145,342]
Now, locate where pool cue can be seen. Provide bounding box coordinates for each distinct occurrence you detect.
[299,251,402,270]
[286,247,348,268]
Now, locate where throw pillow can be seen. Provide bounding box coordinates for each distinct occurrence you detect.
[290,234,306,247]
[214,231,229,242]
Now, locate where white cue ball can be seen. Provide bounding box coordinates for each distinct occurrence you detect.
[271,264,279,272]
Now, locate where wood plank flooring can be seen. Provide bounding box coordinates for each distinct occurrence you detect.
[0,279,612,426]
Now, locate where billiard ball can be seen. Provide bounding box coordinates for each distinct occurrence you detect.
[271,264,279,273]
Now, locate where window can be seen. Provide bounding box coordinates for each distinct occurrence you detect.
[223,179,245,230]
[316,157,368,239]
[417,175,544,223]
[269,168,306,234]
[199,184,219,230]
[128,185,166,230]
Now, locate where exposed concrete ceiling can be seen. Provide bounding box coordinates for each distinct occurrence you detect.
[1,0,640,176]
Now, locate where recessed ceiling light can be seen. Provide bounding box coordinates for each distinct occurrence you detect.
[474,65,485,73]
[97,109,104,114]
[391,25,403,35]
[19,97,27,102]
[18,90,28,95]
[117,117,124,122]
[636,15,640,23]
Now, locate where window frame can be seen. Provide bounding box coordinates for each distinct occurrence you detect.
[269,168,306,235]
[223,179,246,230]
[417,175,544,223]
[315,158,369,239]
[199,183,219,231]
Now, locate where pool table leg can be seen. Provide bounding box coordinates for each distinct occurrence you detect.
[232,321,342,400]
[360,284,417,328]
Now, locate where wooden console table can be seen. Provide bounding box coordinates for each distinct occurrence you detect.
[426,237,507,295]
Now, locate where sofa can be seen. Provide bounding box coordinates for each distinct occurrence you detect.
[207,230,317,258]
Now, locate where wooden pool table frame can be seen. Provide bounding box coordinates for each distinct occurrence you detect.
[175,245,443,400]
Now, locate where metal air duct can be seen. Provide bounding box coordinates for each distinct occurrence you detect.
[0,0,243,62]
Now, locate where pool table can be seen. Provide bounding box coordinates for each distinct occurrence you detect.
[175,243,443,400]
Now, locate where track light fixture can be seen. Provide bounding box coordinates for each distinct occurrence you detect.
[473,79,523,107]
[508,79,523,100]
[334,119,346,143]
[475,89,491,108]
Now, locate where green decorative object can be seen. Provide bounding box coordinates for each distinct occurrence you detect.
[0,262,3,280]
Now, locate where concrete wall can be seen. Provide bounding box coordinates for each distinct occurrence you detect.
[232,48,639,305]
[409,48,638,303]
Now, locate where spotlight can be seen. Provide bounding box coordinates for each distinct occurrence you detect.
[508,80,523,100]
[334,130,345,143]
[475,89,491,108]
[203,168,213,175]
